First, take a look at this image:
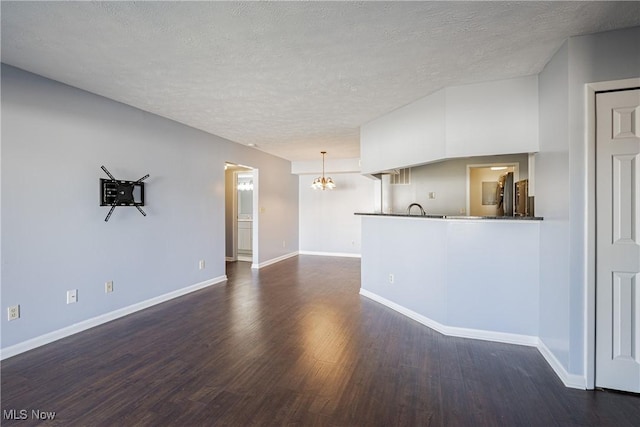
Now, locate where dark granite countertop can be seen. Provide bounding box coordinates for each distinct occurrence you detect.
[354,212,543,220]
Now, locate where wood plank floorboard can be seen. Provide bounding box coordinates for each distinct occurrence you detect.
[2,256,639,426]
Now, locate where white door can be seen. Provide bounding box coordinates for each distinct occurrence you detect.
[596,88,640,392]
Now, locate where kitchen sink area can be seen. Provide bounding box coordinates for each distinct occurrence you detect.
[356,212,542,220]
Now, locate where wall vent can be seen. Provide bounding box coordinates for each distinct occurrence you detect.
[390,168,411,185]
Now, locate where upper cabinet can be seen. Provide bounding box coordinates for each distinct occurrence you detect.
[360,75,539,174]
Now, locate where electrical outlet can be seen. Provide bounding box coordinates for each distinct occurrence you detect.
[67,289,78,304]
[428,192,436,199]
[7,305,20,321]
[105,281,113,293]
[389,274,394,284]
[199,260,205,270]
[282,241,286,248]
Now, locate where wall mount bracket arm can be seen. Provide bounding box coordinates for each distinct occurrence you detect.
[100,165,149,222]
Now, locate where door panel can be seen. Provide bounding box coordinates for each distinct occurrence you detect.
[612,155,638,244]
[596,89,640,393]
[611,272,638,361]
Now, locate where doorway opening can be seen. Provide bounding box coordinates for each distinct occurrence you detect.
[466,163,519,216]
[225,163,257,265]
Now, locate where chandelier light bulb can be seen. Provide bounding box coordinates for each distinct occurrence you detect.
[311,151,336,190]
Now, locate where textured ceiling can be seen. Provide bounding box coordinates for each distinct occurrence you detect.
[2,2,640,161]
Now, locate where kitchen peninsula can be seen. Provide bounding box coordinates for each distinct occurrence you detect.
[356,74,545,346]
[356,212,542,345]
[356,212,543,220]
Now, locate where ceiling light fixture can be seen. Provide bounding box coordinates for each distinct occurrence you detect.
[491,166,508,171]
[238,180,253,191]
[311,151,336,190]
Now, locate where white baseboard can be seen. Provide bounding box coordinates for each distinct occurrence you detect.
[537,338,587,389]
[0,275,227,360]
[299,250,361,258]
[252,251,299,269]
[225,257,235,262]
[359,288,589,389]
[359,288,538,347]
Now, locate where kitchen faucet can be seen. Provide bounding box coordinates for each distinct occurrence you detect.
[406,203,426,216]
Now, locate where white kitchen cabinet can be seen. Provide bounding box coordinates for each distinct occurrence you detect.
[238,220,252,252]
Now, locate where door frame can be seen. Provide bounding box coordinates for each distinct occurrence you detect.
[465,162,519,216]
[235,170,254,262]
[225,163,258,266]
[231,170,239,261]
[585,77,640,390]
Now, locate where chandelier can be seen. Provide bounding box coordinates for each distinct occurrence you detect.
[311,151,336,190]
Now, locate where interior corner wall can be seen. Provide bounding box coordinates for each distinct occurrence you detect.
[0,64,298,351]
[537,40,571,371]
[298,173,376,255]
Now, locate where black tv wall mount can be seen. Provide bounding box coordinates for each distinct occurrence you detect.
[100,165,149,222]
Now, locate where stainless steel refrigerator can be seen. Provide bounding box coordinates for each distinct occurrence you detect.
[496,172,514,216]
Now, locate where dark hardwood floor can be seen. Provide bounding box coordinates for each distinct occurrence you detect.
[2,256,638,426]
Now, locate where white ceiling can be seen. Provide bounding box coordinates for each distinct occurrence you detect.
[2,1,640,161]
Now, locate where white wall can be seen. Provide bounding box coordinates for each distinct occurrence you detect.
[360,75,539,174]
[360,88,446,174]
[291,157,360,175]
[537,41,571,371]
[445,75,539,158]
[298,173,376,256]
[1,65,299,351]
[361,216,540,337]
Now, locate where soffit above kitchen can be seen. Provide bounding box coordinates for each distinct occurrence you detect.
[2,1,639,161]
